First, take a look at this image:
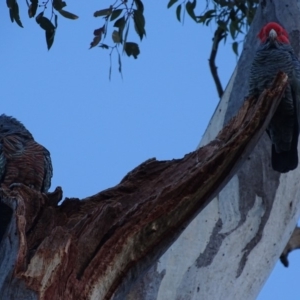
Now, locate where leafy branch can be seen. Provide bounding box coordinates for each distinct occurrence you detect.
[90,0,145,78]
[6,0,79,50]
[167,0,259,98]
[6,0,259,83]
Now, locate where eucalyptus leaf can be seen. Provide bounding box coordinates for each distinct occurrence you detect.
[185,0,197,22]
[11,1,23,27]
[118,52,122,76]
[134,0,144,13]
[53,0,66,11]
[89,35,102,49]
[54,14,58,28]
[6,0,14,9]
[124,42,140,59]
[37,16,55,31]
[114,16,126,29]
[167,0,178,9]
[232,41,238,56]
[9,8,14,23]
[112,30,121,43]
[229,20,236,39]
[58,9,79,20]
[28,2,38,18]
[99,44,109,49]
[94,8,112,17]
[110,9,122,21]
[176,4,181,22]
[133,10,146,40]
[46,29,55,50]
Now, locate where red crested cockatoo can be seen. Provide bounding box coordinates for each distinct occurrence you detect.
[249,22,300,173]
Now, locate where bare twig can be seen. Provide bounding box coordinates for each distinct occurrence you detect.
[209,26,226,98]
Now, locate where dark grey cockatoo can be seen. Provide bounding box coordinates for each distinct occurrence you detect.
[0,114,52,192]
[248,22,300,173]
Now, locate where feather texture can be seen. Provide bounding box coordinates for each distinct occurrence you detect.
[249,22,300,173]
[0,114,52,192]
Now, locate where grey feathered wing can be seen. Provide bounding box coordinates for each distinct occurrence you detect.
[271,50,300,172]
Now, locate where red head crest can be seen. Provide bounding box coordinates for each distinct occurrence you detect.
[257,22,289,44]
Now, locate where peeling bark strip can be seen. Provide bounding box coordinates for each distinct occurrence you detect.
[0,73,288,299]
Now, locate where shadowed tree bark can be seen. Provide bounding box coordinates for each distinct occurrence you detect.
[0,72,287,299]
[127,1,300,299]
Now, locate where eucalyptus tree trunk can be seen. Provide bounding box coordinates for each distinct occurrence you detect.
[126,1,300,299]
[1,1,299,300]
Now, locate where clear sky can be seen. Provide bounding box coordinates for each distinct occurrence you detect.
[1,1,299,298]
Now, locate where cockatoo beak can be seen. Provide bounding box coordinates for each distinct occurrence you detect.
[269,28,277,40]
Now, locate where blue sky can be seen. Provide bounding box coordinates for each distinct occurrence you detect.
[1,1,299,298]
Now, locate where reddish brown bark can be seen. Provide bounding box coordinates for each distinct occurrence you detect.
[0,72,288,299]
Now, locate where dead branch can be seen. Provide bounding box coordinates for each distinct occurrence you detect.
[0,72,288,299]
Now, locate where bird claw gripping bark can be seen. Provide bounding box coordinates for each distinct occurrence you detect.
[248,22,300,173]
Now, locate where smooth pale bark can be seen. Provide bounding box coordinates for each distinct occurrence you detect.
[127,1,300,299]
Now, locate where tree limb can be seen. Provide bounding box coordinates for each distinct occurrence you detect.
[0,72,288,299]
